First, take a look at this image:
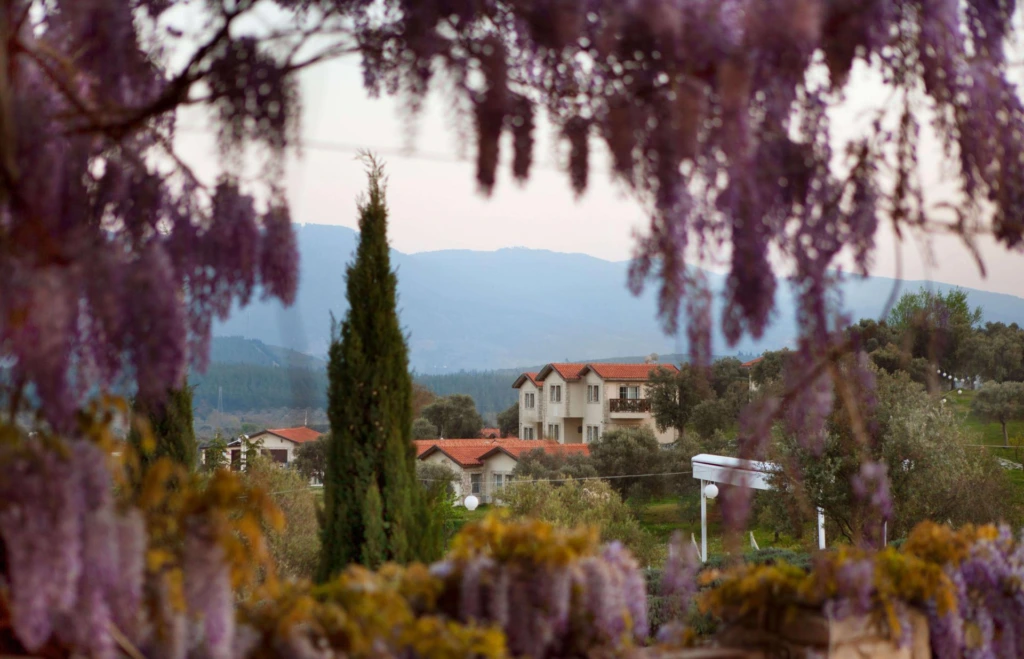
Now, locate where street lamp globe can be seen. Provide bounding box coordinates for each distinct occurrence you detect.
[464,495,479,511]
[704,483,719,500]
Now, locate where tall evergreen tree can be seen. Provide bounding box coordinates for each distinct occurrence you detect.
[128,379,198,471]
[318,155,430,581]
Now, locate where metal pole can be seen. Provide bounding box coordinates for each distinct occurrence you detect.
[883,520,887,547]
[817,507,826,550]
[701,479,708,562]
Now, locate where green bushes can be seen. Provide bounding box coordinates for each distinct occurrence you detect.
[501,478,663,566]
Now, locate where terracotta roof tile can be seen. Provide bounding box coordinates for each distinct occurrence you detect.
[741,357,764,368]
[581,363,679,380]
[512,372,544,389]
[414,438,588,467]
[538,363,588,381]
[261,427,322,444]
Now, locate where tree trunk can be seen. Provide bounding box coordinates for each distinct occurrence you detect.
[1003,421,1009,447]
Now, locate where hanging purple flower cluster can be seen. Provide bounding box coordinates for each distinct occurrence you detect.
[0,1,301,430]
[0,429,273,659]
[929,526,1024,658]
[336,0,1024,353]
[331,0,1024,531]
[431,523,648,657]
[0,437,143,658]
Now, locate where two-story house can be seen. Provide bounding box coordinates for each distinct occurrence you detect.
[513,362,679,445]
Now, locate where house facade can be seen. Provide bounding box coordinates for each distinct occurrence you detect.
[225,426,322,471]
[513,363,679,445]
[415,438,589,505]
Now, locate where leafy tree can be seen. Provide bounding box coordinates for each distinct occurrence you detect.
[512,449,599,482]
[965,323,1024,384]
[690,398,733,441]
[412,383,437,418]
[764,368,1018,544]
[412,418,439,439]
[751,350,788,387]
[243,453,320,579]
[294,434,327,483]
[972,381,1024,447]
[647,365,710,439]
[502,478,661,566]
[589,427,688,501]
[200,434,230,473]
[319,158,434,580]
[415,462,459,548]
[128,380,198,471]
[420,394,484,439]
[887,287,983,376]
[848,319,898,355]
[709,358,747,399]
[496,402,519,438]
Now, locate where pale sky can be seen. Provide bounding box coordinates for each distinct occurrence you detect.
[176,54,1024,300]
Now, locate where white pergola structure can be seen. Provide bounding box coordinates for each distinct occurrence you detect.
[692,453,825,562]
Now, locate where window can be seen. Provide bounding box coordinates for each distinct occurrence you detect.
[261,449,289,464]
[470,473,482,494]
[493,473,504,491]
[586,426,600,443]
[587,385,600,403]
[522,426,535,440]
[619,385,641,400]
[547,424,560,441]
[524,392,535,409]
[550,385,562,403]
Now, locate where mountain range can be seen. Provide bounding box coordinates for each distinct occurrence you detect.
[213,224,1024,373]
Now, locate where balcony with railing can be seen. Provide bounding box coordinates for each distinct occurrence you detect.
[608,398,651,415]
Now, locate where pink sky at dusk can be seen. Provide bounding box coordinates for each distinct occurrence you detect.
[177,56,1024,300]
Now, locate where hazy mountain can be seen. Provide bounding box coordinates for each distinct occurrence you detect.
[213,224,1024,373]
[210,336,326,370]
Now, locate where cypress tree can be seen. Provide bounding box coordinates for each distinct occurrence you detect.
[360,482,386,569]
[318,155,430,580]
[128,379,198,471]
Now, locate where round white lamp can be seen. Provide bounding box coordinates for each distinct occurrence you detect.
[464,495,479,511]
[958,389,963,395]
[704,483,719,500]
[941,398,947,404]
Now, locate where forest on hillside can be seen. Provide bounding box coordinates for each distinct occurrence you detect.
[191,363,523,419]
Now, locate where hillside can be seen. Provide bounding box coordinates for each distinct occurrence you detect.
[212,224,1024,374]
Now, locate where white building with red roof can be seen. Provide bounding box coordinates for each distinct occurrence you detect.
[513,362,680,445]
[225,425,323,471]
[414,438,589,505]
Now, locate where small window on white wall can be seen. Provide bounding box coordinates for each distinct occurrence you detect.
[522,427,535,440]
[550,385,562,403]
[586,426,600,443]
[548,424,560,441]
[524,392,535,409]
[587,385,600,403]
[619,385,641,399]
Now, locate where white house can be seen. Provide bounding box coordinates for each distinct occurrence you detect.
[414,438,590,505]
[225,426,322,471]
[514,362,680,445]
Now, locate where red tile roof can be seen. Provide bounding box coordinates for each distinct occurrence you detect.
[512,372,544,389]
[479,427,502,439]
[260,427,322,444]
[414,439,588,468]
[741,357,764,368]
[538,363,588,381]
[580,363,679,380]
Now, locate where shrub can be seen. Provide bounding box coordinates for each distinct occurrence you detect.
[242,455,321,580]
[501,478,663,566]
